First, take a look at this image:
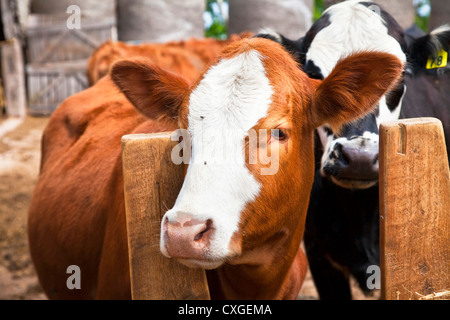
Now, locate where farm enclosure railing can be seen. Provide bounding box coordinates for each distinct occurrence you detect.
[122,118,449,300]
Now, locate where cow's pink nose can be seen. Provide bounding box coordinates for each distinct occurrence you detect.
[162,217,214,259]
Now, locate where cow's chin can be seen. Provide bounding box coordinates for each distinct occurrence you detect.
[330,176,378,190]
[176,258,225,270]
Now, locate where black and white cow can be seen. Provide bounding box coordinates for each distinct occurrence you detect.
[257,0,450,299]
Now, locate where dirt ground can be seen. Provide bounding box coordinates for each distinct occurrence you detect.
[0,116,48,299]
[0,115,376,300]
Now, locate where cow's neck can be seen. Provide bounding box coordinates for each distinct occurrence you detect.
[206,227,307,299]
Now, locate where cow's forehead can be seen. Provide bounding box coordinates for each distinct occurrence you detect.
[188,49,273,135]
[306,0,406,78]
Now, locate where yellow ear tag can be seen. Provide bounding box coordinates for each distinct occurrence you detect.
[426,49,448,69]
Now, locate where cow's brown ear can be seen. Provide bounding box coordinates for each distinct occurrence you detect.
[309,52,403,132]
[111,58,190,121]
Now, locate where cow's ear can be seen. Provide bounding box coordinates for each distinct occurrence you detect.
[405,24,450,75]
[309,52,403,131]
[111,58,190,121]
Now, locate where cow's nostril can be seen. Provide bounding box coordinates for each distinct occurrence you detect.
[341,151,350,165]
[334,143,350,165]
[373,154,379,165]
[194,219,213,241]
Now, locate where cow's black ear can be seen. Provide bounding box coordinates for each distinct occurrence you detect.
[406,24,450,75]
[283,36,305,65]
[253,31,305,64]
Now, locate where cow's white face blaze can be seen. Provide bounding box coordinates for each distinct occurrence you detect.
[160,50,274,268]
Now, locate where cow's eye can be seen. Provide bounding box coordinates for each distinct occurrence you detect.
[272,129,288,141]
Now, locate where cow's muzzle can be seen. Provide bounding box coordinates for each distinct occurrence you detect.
[321,137,379,189]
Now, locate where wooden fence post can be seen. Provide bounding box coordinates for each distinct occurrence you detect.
[0,38,27,117]
[379,117,450,300]
[121,132,210,300]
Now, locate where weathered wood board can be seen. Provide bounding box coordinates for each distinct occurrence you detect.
[0,38,27,117]
[121,132,210,300]
[379,117,450,300]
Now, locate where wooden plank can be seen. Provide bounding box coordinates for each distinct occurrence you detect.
[0,38,27,117]
[379,117,450,300]
[121,133,210,300]
[0,0,22,40]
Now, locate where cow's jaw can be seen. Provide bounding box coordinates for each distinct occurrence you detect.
[160,50,274,268]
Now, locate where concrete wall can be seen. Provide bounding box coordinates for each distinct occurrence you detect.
[117,0,205,42]
[228,0,313,39]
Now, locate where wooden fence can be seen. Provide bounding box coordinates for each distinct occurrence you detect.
[25,13,117,115]
[122,118,449,300]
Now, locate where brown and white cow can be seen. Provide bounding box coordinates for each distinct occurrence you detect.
[86,40,204,86]
[28,37,403,299]
[86,33,253,86]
